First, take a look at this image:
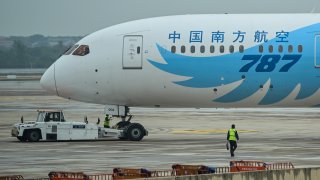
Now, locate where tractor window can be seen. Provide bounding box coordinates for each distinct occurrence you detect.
[44,113,53,122]
[44,112,59,122]
[53,112,60,122]
[37,112,46,122]
[73,45,90,56]
[41,112,64,122]
[60,112,65,122]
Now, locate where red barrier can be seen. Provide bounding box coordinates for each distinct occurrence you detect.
[230,160,267,172]
[0,175,24,180]
[112,168,151,179]
[48,171,88,180]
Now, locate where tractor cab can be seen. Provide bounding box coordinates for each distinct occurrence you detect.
[36,110,65,122]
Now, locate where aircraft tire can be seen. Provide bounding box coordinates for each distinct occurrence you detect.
[28,130,41,142]
[125,123,145,141]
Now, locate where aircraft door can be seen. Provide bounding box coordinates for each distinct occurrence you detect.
[122,35,143,69]
[315,35,320,68]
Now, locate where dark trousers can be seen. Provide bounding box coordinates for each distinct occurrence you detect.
[229,140,237,157]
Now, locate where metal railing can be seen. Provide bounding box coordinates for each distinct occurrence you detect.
[4,161,296,180]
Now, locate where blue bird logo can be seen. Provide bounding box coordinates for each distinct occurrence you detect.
[148,23,320,105]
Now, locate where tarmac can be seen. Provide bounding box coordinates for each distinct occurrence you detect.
[0,79,320,178]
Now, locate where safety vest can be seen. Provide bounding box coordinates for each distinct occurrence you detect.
[104,117,110,127]
[104,120,109,126]
[228,128,237,141]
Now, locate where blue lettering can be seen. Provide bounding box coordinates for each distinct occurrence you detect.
[189,31,203,43]
[254,31,268,43]
[240,54,302,72]
[168,31,181,43]
[233,31,246,43]
[211,31,225,43]
[276,30,289,42]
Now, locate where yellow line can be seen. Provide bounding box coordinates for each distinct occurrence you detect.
[172,129,258,134]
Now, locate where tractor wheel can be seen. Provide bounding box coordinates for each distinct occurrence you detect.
[28,130,41,142]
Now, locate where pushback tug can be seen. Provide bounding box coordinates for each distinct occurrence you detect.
[11,109,147,142]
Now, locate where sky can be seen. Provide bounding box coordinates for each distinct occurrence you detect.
[0,0,319,36]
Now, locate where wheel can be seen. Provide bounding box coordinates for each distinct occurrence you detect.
[125,123,146,141]
[28,130,41,142]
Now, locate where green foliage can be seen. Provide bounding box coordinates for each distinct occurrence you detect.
[0,36,81,68]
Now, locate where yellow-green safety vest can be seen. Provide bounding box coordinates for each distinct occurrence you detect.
[104,117,110,127]
[228,128,237,141]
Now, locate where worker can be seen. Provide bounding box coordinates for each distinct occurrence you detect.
[104,114,111,128]
[227,124,239,157]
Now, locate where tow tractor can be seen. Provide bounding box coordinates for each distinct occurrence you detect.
[11,108,147,142]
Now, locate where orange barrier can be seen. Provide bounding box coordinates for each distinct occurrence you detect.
[150,170,174,177]
[230,160,267,172]
[46,161,294,180]
[48,171,88,180]
[0,175,24,180]
[172,164,215,176]
[229,160,294,173]
[112,168,151,179]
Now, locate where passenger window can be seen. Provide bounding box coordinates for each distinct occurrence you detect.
[181,46,186,53]
[269,45,273,53]
[229,45,234,53]
[191,46,195,53]
[64,45,79,55]
[73,45,90,56]
[171,46,176,53]
[220,45,224,53]
[239,45,244,53]
[259,45,263,53]
[137,46,141,54]
[200,45,205,53]
[298,45,303,53]
[288,45,293,53]
[278,45,283,53]
[210,45,215,53]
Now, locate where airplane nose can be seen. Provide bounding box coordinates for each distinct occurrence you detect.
[40,63,58,95]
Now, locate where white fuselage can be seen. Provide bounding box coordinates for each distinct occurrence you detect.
[41,14,320,108]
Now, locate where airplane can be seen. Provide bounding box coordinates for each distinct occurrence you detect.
[40,14,320,137]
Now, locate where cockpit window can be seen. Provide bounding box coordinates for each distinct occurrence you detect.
[73,45,90,56]
[64,44,79,55]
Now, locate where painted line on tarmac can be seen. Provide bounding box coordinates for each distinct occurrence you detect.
[171,129,258,134]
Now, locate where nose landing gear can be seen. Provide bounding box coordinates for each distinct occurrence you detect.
[105,105,148,141]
